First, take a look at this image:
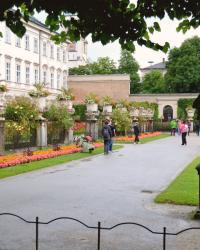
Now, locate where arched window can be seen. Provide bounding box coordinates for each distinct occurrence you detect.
[163,105,173,121]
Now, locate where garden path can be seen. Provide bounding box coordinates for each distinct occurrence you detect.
[0,134,200,249]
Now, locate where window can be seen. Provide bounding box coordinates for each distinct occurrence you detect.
[15,37,21,47]
[34,68,39,84]
[25,66,30,84]
[43,42,47,56]
[34,38,38,53]
[63,50,66,63]
[25,35,30,50]
[5,28,11,44]
[50,73,54,88]
[83,41,87,54]
[57,72,60,89]
[68,52,77,61]
[43,70,47,84]
[5,62,11,81]
[50,45,54,58]
[16,64,21,83]
[63,71,67,87]
[57,48,60,61]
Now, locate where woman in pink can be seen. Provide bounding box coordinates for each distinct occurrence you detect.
[180,120,188,145]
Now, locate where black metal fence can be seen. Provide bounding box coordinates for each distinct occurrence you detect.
[1,213,200,250]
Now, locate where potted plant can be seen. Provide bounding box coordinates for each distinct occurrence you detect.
[0,83,8,93]
[186,106,195,118]
[29,83,50,112]
[116,99,129,112]
[57,87,75,109]
[102,96,113,113]
[84,93,99,112]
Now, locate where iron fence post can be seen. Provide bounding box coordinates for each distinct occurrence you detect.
[36,216,39,250]
[97,221,101,250]
[163,227,166,250]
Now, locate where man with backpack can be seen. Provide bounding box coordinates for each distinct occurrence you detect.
[102,120,112,155]
[133,122,140,144]
[108,119,116,152]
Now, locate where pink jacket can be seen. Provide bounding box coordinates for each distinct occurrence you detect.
[180,123,188,133]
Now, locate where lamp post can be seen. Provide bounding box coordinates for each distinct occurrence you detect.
[195,164,200,217]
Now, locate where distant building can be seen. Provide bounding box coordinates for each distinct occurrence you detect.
[68,39,88,68]
[140,58,166,79]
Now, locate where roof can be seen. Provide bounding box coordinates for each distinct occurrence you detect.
[141,61,166,70]
[29,16,49,31]
[28,16,70,43]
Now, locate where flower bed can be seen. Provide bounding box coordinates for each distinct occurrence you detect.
[115,132,161,142]
[0,143,103,169]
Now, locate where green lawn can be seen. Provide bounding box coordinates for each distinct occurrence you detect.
[155,156,200,206]
[116,134,170,144]
[0,145,122,180]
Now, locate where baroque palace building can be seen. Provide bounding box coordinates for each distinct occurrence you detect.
[0,16,87,102]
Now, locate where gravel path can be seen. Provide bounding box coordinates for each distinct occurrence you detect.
[0,134,200,249]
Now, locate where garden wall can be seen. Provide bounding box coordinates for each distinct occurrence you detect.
[68,74,130,103]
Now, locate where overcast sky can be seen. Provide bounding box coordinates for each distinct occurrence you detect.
[87,17,200,68]
[35,12,200,68]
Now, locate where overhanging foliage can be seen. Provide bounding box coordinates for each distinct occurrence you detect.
[2,1,200,52]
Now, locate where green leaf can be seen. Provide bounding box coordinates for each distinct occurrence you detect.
[162,42,170,53]
[148,26,154,34]
[153,22,161,32]
[143,31,149,40]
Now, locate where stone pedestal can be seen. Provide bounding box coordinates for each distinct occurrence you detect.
[64,128,74,144]
[86,111,99,140]
[0,117,5,154]
[64,107,75,144]
[86,120,99,140]
[36,117,47,148]
[187,108,195,132]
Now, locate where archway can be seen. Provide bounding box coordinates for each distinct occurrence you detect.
[163,105,173,121]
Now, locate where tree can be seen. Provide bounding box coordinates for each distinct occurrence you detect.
[69,65,92,75]
[69,57,116,75]
[118,50,140,93]
[112,109,132,135]
[90,57,117,74]
[142,70,166,93]
[165,36,200,93]
[3,1,200,52]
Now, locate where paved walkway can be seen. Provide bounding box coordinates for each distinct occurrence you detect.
[1,134,200,249]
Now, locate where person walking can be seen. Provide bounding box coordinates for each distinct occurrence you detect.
[133,122,140,144]
[108,119,116,152]
[180,120,188,145]
[170,119,177,136]
[195,122,200,136]
[102,120,112,155]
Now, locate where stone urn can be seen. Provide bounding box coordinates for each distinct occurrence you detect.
[86,103,98,112]
[0,92,5,107]
[66,100,73,110]
[120,107,127,112]
[38,97,46,112]
[103,105,112,113]
[139,107,147,117]
[186,108,195,119]
[131,108,140,117]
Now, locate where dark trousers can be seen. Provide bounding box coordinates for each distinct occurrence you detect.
[171,128,176,136]
[181,132,187,145]
[134,134,139,143]
[104,140,110,154]
[109,138,113,151]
